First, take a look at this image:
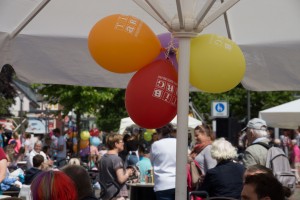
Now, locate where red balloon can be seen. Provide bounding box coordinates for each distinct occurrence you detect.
[125,59,178,129]
[90,128,99,137]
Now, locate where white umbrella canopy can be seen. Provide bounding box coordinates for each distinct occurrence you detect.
[259,99,300,129]
[1,1,300,199]
[1,0,299,91]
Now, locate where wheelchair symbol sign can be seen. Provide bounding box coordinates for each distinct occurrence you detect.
[215,103,225,112]
[211,101,229,118]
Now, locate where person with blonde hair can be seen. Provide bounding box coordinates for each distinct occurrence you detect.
[198,138,245,199]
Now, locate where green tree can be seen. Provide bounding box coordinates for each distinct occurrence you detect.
[36,85,126,132]
[190,84,298,122]
[0,64,17,117]
[95,89,128,132]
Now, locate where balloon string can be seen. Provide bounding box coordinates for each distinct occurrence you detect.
[164,34,177,60]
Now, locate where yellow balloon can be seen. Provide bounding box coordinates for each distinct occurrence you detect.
[190,34,246,93]
[88,14,161,73]
[80,131,90,141]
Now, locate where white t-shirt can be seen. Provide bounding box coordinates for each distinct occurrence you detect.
[56,135,66,158]
[150,138,176,192]
[27,150,47,168]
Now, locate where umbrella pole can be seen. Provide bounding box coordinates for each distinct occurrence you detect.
[175,37,192,200]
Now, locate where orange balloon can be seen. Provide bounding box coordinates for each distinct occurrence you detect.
[88,14,161,73]
[72,144,78,153]
[80,140,89,149]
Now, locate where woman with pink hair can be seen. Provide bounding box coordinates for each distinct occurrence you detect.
[30,170,77,200]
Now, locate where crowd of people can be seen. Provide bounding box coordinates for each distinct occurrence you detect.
[0,117,299,200]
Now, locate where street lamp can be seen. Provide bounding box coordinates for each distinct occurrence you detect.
[132,1,240,199]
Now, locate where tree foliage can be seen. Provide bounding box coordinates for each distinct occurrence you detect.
[95,89,128,132]
[0,64,17,117]
[190,84,298,122]
[35,84,127,132]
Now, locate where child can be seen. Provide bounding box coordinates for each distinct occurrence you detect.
[136,143,152,183]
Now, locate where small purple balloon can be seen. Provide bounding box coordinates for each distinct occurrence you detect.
[156,33,179,71]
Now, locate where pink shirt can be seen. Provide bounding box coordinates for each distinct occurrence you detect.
[8,138,21,153]
[90,145,99,155]
[293,145,300,163]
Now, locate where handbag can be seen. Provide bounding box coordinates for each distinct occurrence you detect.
[190,160,202,190]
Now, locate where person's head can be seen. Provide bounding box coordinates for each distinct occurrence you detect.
[138,142,150,156]
[33,154,44,168]
[244,165,292,198]
[12,132,19,139]
[243,118,268,144]
[241,173,285,200]
[68,158,81,166]
[24,132,31,139]
[211,138,237,162]
[33,141,43,153]
[31,170,77,200]
[44,135,52,146]
[244,164,273,180]
[106,133,124,151]
[156,123,175,139]
[52,128,61,137]
[273,138,281,147]
[42,145,50,155]
[194,124,214,144]
[291,139,297,146]
[151,132,159,142]
[61,165,93,200]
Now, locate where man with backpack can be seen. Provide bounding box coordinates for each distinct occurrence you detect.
[242,118,269,168]
[242,118,297,194]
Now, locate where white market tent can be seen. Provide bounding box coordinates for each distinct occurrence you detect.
[1,0,300,199]
[119,115,202,134]
[259,99,300,130]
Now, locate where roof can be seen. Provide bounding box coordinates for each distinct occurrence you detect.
[12,79,39,107]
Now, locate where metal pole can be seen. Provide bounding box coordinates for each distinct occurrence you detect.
[20,97,24,135]
[45,106,49,134]
[247,90,251,122]
[175,37,191,200]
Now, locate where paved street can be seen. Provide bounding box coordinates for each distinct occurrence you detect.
[290,185,300,200]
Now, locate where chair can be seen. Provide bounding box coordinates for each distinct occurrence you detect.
[18,184,32,200]
[98,179,120,200]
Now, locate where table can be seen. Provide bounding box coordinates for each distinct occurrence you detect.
[127,183,156,200]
